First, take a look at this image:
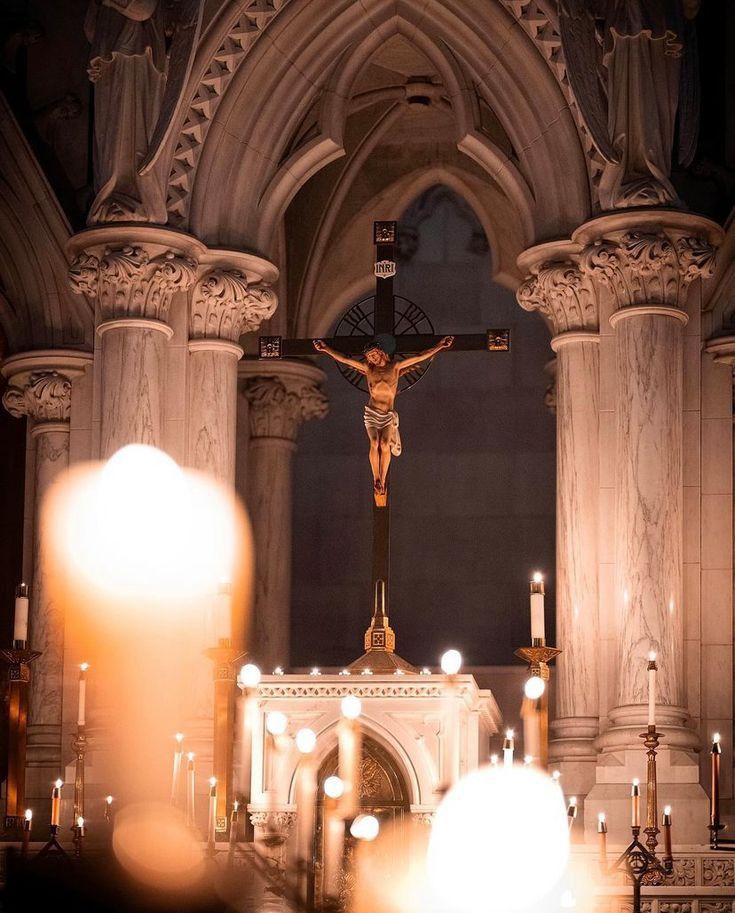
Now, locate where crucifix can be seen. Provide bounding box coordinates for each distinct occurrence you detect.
[258,221,510,668]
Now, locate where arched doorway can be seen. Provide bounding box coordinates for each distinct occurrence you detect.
[312,736,411,907]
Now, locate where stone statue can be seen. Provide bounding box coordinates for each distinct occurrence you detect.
[313,333,454,504]
[84,0,202,224]
[559,0,700,209]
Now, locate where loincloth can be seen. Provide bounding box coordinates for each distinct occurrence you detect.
[363,405,402,457]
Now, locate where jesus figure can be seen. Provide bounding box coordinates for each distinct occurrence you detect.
[313,333,454,504]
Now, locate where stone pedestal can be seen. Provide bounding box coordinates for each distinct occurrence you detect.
[240,361,328,670]
[1,350,92,815]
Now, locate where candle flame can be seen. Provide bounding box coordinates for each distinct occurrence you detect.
[490,754,498,765]
[551,770,561,781]
[187,752,195,761]
[80,662,89,672]
[54,778,63,789]
[523,755,532,765]
[324,775,344,799]
[664,805,672,815]
[175,732,184,744]
[569,796,577,807]
[77,816,84,828]
[106,795,113,804]
[233,800,239,811]
[341,694,362,720]
[25,809,32,821]
[209,776,217,788]
[273,666,284,675]
[532,571,543,583]
[598,812,606,823]
[713,732,721,744]
[633,778,640,787]
[310,667,320,676]
[648,651,657,662]
[505,728,514,739]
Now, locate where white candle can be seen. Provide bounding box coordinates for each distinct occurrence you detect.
[503,729,514,768]
[186,752,196,828]
[647,651,657,727]
[77,663,88,727]
[597,812,607,864]
[207,777,217,846]
[530,573,545,642]
[171,732,184,804]
[13,583,29,644]
[338,696,362,819]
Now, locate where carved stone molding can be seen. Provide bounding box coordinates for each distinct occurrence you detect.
[2,371,72,424]
[248,810,297,835]
[243,371,327,442]
[191,269,277,341]
[517,260,599,334]
[69,245,197,323]
[413,811,435,826]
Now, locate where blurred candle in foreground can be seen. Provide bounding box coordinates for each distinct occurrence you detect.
[171,732,184,805]
[662,805,672,863]
[13,583,29,645]
[647,651,657,727]
[530,572,545,642]
[77,663,89,727]
[323,777,345,899]
[207,777,217,847]
[295,728,317,868]
[631,779,641,828]
[186,753,196,828]
[503,729,514,768]
[338,696,362,819]
[711,733,722,829]
[51,779,62,827]
[597,812,607,864]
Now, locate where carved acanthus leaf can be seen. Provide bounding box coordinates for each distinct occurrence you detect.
[248,810,296,834]
[2,371,72,423]
[517,260,598,334]
[192,270,278,341]
[69,245,198,322]
[243,374,327,441]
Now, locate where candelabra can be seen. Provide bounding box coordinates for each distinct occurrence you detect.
[0,641,42,832]
[606,822,672,913]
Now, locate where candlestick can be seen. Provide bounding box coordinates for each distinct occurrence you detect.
[72,722,87,828]
[171,732,184,805]
[711,733,722,837]
[503,729,514,768]
[186,752,196,828]
[647,652,657,727]
[207,777,217,849]
[51,779,62,827]
[631,779,640,829]
[338,695,362,819]
[662,806,672,865]
[597,812,607,865]
[13,583,29,646]
[529,573,545,643]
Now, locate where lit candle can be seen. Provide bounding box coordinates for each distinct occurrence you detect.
[13,583,29,645]
[530,572,545,643]
[662,805,673,863]
[552,770,561,784]
[186,752,196,828]
[265,711,288,819]
[647,651,657,727]
[323,776,345,899]
[631,778,641,828]
[490,754,498,768]
[207,777,217,847]
[567,796,577,832]
[237,664,260,808]
[76,815,85,837]
[229,800,239,847]
[503,729,514,768]
[77,663,89,727]
[597,812,607,864]
[338,696,362,819]
[21,809,31,857]
[711,733,722,829]
[104,795,113,822]
[171,732,184,805]
[295,728,317,868]
[51,779,62,827]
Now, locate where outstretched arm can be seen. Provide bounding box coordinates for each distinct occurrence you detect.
[313,339,367,374]
[398,335,454,374]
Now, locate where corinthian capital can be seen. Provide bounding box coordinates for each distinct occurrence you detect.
[579,229,717,312]
[517,261,598,334]
[191,269,278,342]
[69,244,198,323]
[243,373,328,442]
[2,371,72,423]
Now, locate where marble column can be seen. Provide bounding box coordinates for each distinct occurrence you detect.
[240,361,328,669]
[578,211,720,842]
[517,250,600,797]
[1,351,92,793]
[68,226,203,457]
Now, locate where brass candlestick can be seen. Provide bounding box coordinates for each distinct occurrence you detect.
[71,725,87,828]
[641,725,661,862]
[205,639,242,837]
[514,642,561,769]
[0,643,42,831]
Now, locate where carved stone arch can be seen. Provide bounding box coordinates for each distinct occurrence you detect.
[188,0,590,251]
[297,165,522,338]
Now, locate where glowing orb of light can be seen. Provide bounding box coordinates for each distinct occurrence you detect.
[350,814,380,841]
[265,711,288,736]
[427,765,569,913]
[524,675,546,700]
[238,663,261,689]
[324,776,344,799]
[440,649,462,676]
[296,728,317,754]
[341,695,362,719]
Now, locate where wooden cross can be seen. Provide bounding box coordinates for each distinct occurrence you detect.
[257,221,510,629]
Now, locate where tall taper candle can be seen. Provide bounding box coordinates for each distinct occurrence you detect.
[77,663,89,727]
[186,752,196,828]
[13,583,29,645]
[323,777,345,899]
[711,734,722,827]
[51,779,62,827]
[567,796,577,832]
[207,777,217,847]
[171,732,184,804]
[530,573,545,643]
[597,812,607,864]
[647,652,657,727]
[631,778,641,828]
[662,806,672,863]
[503,729,514,768]
[338,696,362,819]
